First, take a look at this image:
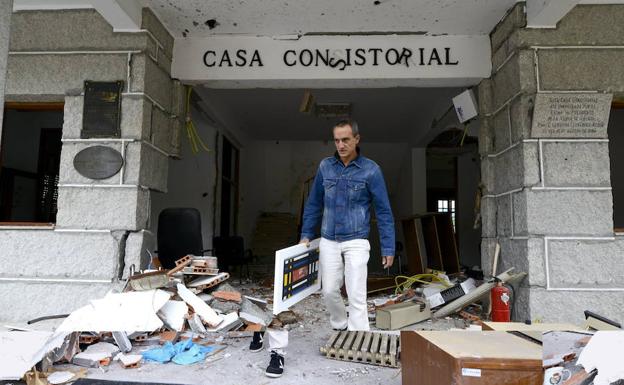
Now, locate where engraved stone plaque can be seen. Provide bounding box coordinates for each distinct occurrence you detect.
[531,93,613,138]
[81,80,123,138]
[73,145,124,180]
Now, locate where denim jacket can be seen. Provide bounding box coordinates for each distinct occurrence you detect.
[301,152,395,256]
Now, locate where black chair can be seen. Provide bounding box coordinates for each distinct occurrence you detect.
[213,235,253,283]
[157,208,208,269]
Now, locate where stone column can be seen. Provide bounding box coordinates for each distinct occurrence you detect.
[0,8,182,322]
[480,3,624,324]
[0,0,12,135]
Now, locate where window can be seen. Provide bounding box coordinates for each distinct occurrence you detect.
[437,199,456,229]
[0,103,63,224]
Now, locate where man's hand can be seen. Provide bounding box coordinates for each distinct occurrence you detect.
[382,256,394,269]
[299,238,310,247]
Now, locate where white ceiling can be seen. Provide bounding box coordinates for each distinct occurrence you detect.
[143,0,518,37]
[195,87,463,145]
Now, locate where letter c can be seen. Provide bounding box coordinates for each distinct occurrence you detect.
[203,51,216,67]
[284,50,297,66]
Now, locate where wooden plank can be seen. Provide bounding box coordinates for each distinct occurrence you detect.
[401,218,425,274]
[4,102,64,111]
[421,216,443,270]
[435,213,460,273]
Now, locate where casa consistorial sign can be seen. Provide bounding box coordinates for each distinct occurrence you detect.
[173,35,490,86]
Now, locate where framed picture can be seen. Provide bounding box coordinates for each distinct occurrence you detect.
[273,238,321,315]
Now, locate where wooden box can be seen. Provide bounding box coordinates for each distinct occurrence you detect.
[401,331,543,385]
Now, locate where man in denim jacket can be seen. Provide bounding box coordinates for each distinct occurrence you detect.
[300,119,395,331]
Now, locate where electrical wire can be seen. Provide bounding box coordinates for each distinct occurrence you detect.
[393,273,452,295]
[185,86,211,154]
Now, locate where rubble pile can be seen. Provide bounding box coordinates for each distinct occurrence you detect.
[0,255,277,384]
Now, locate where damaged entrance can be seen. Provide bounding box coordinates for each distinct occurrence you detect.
[150,85,484,282]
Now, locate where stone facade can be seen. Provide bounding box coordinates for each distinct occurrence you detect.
[0,1,12,140]
[480,3,624,324]
[0,8,183,321]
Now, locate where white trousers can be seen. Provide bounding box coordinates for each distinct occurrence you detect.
[319,238,371,331]
[267,329,288,355]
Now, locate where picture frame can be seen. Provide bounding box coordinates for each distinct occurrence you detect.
[272,238,321,315]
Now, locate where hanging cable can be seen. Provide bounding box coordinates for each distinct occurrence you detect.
[185,86,211,154]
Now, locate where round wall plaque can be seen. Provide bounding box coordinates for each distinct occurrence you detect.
[73,145,124,180]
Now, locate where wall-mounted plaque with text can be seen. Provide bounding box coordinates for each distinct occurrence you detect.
[531,93,613,138]
[81,80,124,138]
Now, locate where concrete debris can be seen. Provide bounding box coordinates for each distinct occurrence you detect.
[277,310,299,325]
[239,297,273,326]
[244,295,268,309]
[206,312,243,332]
[118,353,143,368]
[112,331,132,353]
[0,331,69,380]
[210,298,242,314]
[57,290,172,332]
[72,351,111,367]
[177,283,223,327]
[84,342,119,356]
[188,313,208,334]
[158,300,189,332]
[198,293,214,303]
[47,371,76,384]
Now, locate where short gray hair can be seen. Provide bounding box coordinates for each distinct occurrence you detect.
[334,119,359,136]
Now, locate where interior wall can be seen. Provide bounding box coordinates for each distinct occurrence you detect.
[411,148,427,214]
[240,139,411,252]
[608,108,624,228]
[150,107,218,250]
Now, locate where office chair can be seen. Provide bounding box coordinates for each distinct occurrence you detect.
[157,208,207,269]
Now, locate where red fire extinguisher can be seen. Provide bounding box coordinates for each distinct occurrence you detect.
[491,282,511,322]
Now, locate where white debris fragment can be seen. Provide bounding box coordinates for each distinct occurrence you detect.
[577,331,624,385]
[57,290,171,333]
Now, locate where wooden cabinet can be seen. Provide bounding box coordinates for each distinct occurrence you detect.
[401,331,543,385]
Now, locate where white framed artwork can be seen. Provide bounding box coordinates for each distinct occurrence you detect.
[272,238,321,315]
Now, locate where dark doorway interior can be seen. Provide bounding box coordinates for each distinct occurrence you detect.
[219,136,240,237]
[0,104,63,223]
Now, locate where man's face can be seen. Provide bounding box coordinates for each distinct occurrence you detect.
[333,125,360,161]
